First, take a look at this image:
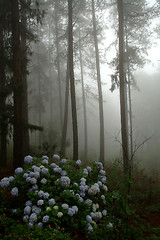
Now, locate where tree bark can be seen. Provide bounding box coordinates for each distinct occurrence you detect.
[55,1,63,130]
[11,0,23,168]
[79,29,88,161]
[91,0,105,165]
[68,0,78,160]
[21,0,29,156]
[117,0,129,174]
[0,16,7,167]
[61,59,69,157]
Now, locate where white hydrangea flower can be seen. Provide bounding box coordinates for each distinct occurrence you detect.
[92,212,102,222]
[53,205,59,210]
[61,176,70,187]
[97,181,102,187]
[102,209,107,216]
[103,184,108,192]
[83,168,88,175]
[28,222,33,228]
[88,225,93,232]
[107,222,113,228]
[101,195,105,200]
[88,183,100,195]
[15,167,23,175]
[0,177,10,188]
[11,187,18,196]
[61,170,67,176]
[57,212,63,218]
[24,155,33,164]
[62,203,69,210]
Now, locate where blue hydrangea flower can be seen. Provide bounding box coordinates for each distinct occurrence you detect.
[83,168,88,175]
[0,177,10,188]
[37,200,44,206]
[11,187,18,196]
[48,198,55,206]
[38,190,44,198]
[68,208,75,216]
[24,206,31,215]
[42,155,49,160]
[100,170,106,176]
[86,215,92,223]
[15,167,23,175]
[62,203,69,210]
[23,173,29,179]
[32,206,41,215]
[8,176,14,182]
[33,172,40,179]
[37,222,43,228]
[50,163,57,168]
[72,205,78,213]
[29,213,37,223]
[101,176,107,183]
[42,215,50,223]
[53,154,60,160]
[24,155,33,164]
[43,192,50,199]
[54,167,62,174]
[30,178,37,185]
[76,160,82,166]
[87,166,92,172]
[23,215,29,222]
[40,178,47,185]
[25,200,32,206]
[42,159,48,165]
[33,166,41,173]
[61,176,70,187]
[41,167,49,175]
[61,159,67,164]
[88,225,93,232]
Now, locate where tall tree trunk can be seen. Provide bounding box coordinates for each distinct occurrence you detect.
[117,0,129,174]
[79,29,88,161]
[61,59,69,157]
[21,0,29,156]
[55,1,63,130]
[0,18,7,167]
[37,31,42,147]
[68,0,78,160]
[91,0,105,165]
[11,0,23,168]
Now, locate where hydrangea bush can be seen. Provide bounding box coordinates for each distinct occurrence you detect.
[0,155,110,234]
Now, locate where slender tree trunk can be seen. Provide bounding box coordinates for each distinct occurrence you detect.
[11,0,23,168]
[55,1,63,130]
[79,29,88,161]
[91,0,105,165]
[117,0,129,174]
[0,19,7,167]
[68,0,78,160]
[61,59,69,157]
[37,30,42,146]
[21,1,29,156]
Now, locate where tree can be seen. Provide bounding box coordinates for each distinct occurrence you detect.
[68,0,78,160]
[11,0,23,168]
[91,0,105,165]
[117,0,129,174]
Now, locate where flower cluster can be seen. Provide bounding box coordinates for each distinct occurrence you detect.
[0,155,109,234]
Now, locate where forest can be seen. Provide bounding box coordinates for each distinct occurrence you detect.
[0,0,160,239]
